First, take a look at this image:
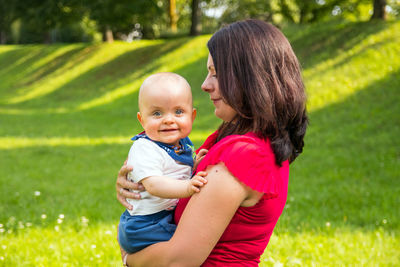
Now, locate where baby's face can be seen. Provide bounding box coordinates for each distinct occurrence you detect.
[137,80,196,146]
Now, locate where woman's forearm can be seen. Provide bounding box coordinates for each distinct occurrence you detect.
[125,241,172,267]
[125,163,249,267]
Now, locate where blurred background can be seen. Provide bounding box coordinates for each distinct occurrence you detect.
[1,0,399,44]
[1,0,399,266]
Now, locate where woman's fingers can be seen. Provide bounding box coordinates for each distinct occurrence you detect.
[116,163,145,210]
[117,165,145,191]
[116,189,134,210]
[118,164,132,178]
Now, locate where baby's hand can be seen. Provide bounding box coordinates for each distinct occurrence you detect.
[187,171,207,195]
[194,149,208,170]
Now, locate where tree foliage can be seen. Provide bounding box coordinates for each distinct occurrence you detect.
[1,0,399,43]
[0,0,20,43]
[219,0,273,23]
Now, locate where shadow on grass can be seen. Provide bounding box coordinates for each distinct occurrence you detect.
[0,58,215,143]
[0,44,96,92]
[288,20,389,69]
[277,68,400,232]
[47,39,189,106]
[1,38,191,110]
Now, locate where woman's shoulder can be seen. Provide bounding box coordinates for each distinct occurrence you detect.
[213,132,273,156]
[197,132,282,196]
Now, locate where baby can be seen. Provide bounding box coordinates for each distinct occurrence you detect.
[118,72,207,254]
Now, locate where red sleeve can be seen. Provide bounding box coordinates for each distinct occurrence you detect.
[195,131,218,153]
[197,134,280,199]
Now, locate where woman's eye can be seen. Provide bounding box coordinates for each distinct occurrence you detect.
[175,109,183,115]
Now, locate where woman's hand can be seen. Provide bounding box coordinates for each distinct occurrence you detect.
[116,160,144,210]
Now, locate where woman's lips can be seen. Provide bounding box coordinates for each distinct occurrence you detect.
[211,98,222,105]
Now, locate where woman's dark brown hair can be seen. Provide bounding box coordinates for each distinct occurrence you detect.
[208,19,308,165]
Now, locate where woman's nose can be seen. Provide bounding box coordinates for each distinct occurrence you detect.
[201,78,212,92]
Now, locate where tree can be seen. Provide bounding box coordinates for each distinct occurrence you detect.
[219,0,274,24]
[169,0,178,32]
[371,0,387,19]
[86,0,165,41]
[190,0,201,36]
[279,0,296,23]
[0,0,19,44]
[19,0,84,43]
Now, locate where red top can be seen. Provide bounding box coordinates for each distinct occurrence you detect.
[174,131,289,266]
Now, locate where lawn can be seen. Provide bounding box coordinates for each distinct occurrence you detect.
[0,20,399,266]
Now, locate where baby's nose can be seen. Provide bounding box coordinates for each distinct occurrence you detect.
[163,114,174,124]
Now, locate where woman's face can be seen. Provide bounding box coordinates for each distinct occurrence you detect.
[201,54,237,122]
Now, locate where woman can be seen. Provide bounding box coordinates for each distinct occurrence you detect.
[116,19,308,266]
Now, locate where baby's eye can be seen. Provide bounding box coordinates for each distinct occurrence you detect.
[175,109,184,115]
[153,111,161,116]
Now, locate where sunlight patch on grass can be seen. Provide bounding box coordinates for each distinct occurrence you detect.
[0,107,69,115]
[0,45,18,54]
[304,22,400,112]
[261,229,399,266]
[0,224,120,266]
[0,136,130,149]
[0,132,209,149]
[0,225,398,266]
[75,78,143,111]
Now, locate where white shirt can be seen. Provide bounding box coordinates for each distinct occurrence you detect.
[126,138,192,216]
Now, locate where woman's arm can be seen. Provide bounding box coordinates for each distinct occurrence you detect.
[124,163,250,267]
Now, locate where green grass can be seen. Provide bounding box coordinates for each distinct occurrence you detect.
[1,20,399,266]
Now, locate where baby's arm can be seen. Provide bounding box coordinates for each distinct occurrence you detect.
[141,171,207,199]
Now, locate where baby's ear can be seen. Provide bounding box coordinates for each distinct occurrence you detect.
[137,112,143,124]
[192,108,197,121]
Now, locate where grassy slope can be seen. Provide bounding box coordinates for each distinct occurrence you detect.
[0,20,399,266]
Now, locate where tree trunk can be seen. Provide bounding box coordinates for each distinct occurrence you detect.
[371,0,387,20]
[190,0,201,36]
[0,31,7,44]
[169,0,178,33]
[43,31,51,44]
[105,25,114,43]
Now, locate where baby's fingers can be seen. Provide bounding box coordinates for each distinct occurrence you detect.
[196,171,208,178]
[191,185,201,193]
[194,176,207,185]
[197,149,208,158]
[192,177,207,187]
